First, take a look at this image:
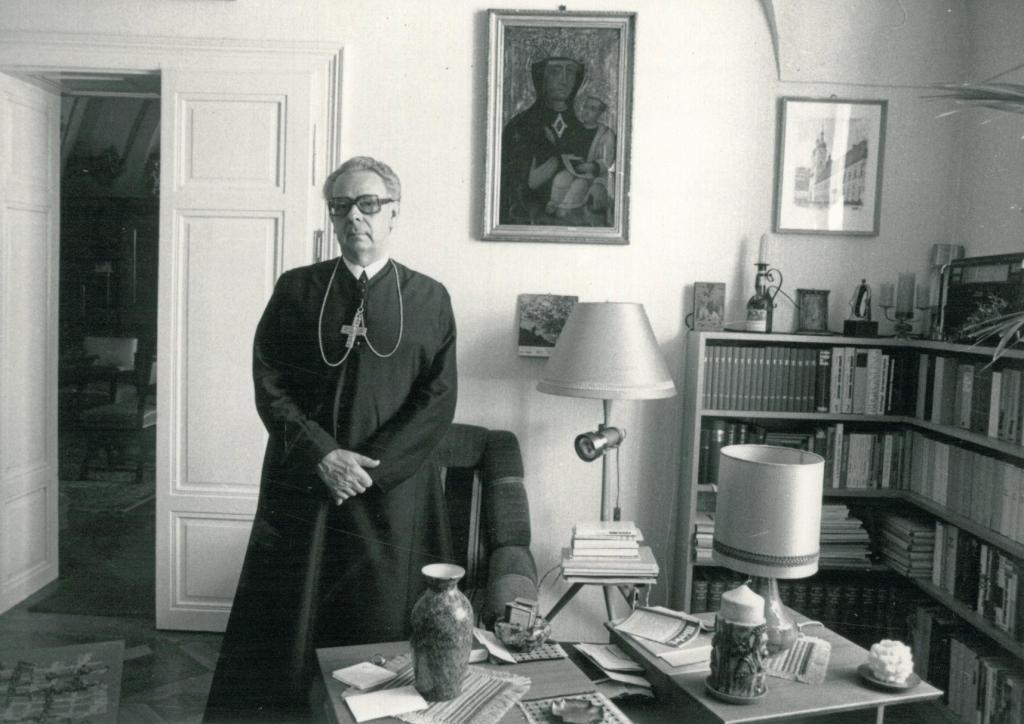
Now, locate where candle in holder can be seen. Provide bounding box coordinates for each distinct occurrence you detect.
[895,273,916,315]
[878,283,894,308]
[708,584,769,700]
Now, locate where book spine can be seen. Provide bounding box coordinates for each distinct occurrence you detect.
[815,348,832,412]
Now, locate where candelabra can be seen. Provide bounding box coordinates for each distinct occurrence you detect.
[878,273,923,338]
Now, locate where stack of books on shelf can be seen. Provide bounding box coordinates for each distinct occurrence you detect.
[916,353,1024,444]
[910,604,1024,721]
[818,504,872,568]
[562,521,658,579]
[933,522,1023,643]
[879,513,936,579]
[903,430,1024,541]
[693,513,714,563]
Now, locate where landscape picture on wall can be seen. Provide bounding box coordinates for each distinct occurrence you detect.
[774,98,887,236]
[517,293,578,356]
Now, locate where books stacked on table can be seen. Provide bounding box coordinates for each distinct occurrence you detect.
[818,504,873,569]
[693,513,714,563]
[879,513,936,578]
[563,521,658,578]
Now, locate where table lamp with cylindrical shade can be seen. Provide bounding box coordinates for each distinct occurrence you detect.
[537,302,676,522]
[712,444,824,654]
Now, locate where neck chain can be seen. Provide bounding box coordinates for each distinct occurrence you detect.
[317,258,404,367]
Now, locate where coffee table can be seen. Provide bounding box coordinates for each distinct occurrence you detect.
[313,640,597,723]
[608,612,942,723]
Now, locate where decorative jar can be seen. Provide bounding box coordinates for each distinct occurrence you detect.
[410,563,474,701]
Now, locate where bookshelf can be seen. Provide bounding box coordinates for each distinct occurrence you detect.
[673,331,1024,675]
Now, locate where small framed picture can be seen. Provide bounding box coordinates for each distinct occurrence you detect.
[517,294,578,356]
[692,282,726,331]
[773,98,887,236]
[796,289,831,334]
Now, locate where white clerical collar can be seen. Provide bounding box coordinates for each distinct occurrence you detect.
[342,255,390,281]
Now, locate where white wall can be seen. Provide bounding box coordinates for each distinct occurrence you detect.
[954,0,1024,256]
[3,0,1017,641]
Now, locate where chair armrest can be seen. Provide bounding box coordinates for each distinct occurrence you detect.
[483,545,538,627]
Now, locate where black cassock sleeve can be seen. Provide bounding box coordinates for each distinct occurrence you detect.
[358,289,458,492]
[252,271,341,473]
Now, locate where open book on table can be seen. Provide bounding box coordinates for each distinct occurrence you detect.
[612,606,713,668]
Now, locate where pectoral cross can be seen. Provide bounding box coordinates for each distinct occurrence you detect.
[340,307,367,349]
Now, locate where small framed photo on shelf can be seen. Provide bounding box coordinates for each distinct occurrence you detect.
[796,289,831,334]
[517,293,578,356]
[773,98,887,236]
[692,282,726,331]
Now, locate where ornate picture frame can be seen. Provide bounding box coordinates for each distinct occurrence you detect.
[773,98,887,236]
[483,9,636,244]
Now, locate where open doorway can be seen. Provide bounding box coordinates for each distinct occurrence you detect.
[37,70,160,618]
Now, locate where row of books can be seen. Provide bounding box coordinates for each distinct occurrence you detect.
[932,522,1023,642]
[691,571,919,648]
[902,431,1024,542]
[822,424,909,490]
[915,354,1024,445]
[700,419,912,490]
[699,344,917,415]
[825,347,915,416]
[910,605,1024,721]
[693,505,871,569]
[701,345,823,412]
[879,513,935,579]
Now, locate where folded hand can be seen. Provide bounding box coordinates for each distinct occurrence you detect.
[317,449,380,505]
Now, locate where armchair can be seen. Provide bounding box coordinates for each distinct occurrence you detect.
[429,423,538,627]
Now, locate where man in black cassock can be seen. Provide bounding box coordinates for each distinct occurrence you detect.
[204,157,457,722]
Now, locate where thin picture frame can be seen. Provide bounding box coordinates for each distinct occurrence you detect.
[796,288,831,334]
[773,98,887,236]
[483,9,635,244]
[517,293,578,356]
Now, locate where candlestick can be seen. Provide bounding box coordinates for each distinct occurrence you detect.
[758,233,770,265]
[916,283,931,309]
[895,273,915,315]
[878,283,894,309]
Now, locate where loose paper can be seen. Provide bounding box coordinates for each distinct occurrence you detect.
[345,685,428,723]
[574,643,644,673]
[472,627,517,664]
[331,661,398,689]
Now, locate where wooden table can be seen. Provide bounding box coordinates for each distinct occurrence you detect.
[313,640,595,724]
[609,613,943,723]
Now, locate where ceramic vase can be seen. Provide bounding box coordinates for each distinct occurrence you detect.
[410,563,474,701]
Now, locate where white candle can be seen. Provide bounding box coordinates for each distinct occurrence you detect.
[719,584,766,625]
[896,273,916,314]
[878,283,894,308]
[758,234,770,265]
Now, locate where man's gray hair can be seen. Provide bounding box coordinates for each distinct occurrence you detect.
[322,156,402,201]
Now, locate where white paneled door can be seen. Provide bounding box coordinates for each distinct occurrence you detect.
[0,74,60,614]
[157,69,319,630]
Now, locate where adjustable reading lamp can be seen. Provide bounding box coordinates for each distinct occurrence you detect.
[713,444,824,654]
[537,302,676,522]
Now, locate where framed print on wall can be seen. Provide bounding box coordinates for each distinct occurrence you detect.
[483,9,635,244]
[773,98,887,236]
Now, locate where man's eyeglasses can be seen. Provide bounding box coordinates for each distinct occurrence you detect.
[328,195,396,216]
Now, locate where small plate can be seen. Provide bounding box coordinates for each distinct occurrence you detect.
[550,697,604,723]
[704,676,766,704]
[857,663,921,691]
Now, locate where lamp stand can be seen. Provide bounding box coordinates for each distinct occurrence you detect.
[600,399,614,522]
[749,576,799,654]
